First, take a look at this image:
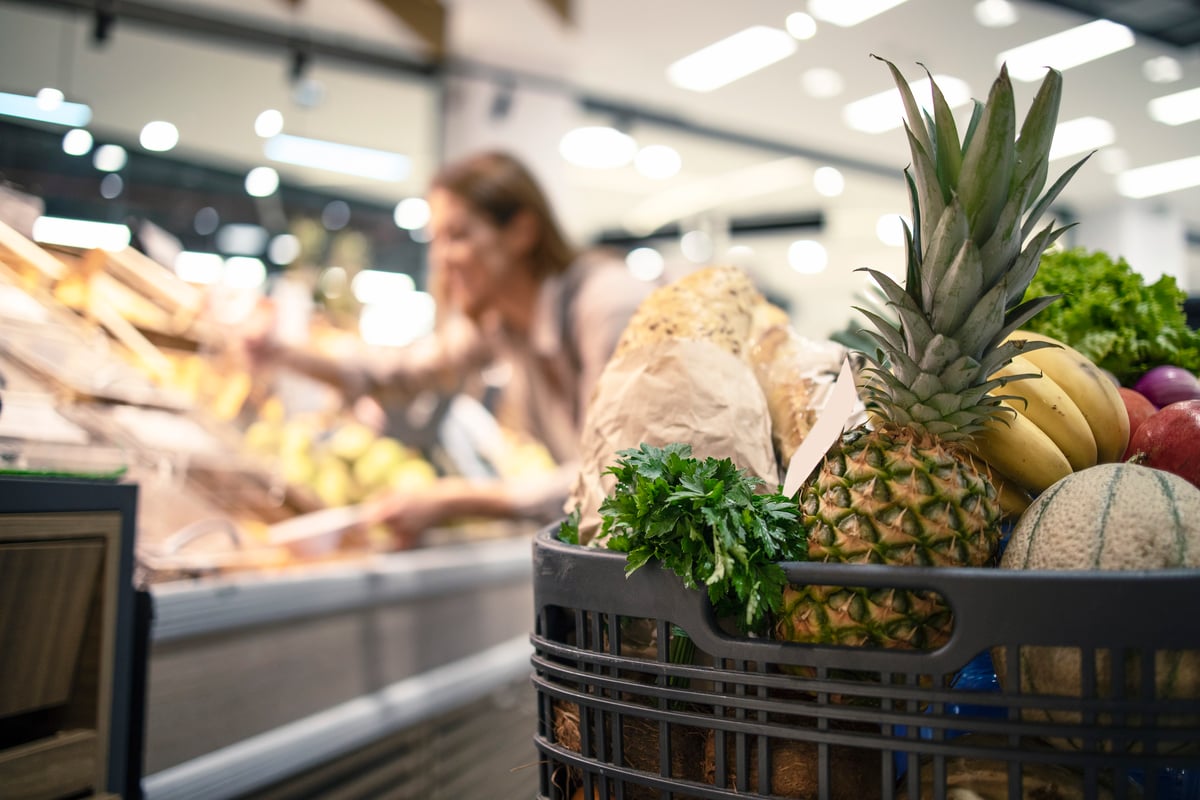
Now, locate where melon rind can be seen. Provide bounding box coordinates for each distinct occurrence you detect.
[996,463,1200,752]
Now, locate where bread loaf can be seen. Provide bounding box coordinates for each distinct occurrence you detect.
[747,323,846,465]
[607,263,847,470]
[613,265,763,359]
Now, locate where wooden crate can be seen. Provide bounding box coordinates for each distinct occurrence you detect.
[0,479,141,800]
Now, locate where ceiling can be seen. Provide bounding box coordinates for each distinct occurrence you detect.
[0,0,1198,335]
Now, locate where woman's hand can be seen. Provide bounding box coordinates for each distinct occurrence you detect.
[360,477,518,550]
[361,484,456,550]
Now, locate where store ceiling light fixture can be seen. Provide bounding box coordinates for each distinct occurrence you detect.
[1117,155,1200,199]
[1148,86,1200,126]
[264,134,410,181]
[32,216,130,252]
[807,0,908,27]
[666,26,797,93]
[0,91,92,127]
[844,75,971,134]
[997,19,1134,82]
[1048,116,1115,161]
[174,251,224,284]
[139,120,179,152]
[559,126,636,169]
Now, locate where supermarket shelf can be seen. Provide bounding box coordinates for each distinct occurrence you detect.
[142,635,534,800]
[141,534,537,777]
[150,535,534,643]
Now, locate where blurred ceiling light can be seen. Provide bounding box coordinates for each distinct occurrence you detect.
[1143,56,1182,84]
[560,126,636,169]
[876,214,908,247]
[1117,155,1200,198]
[32,216,130,251]
[785,12,817,39]
[244,166,280,198]
[666,26,796,92]
[322,200,351,231]
[139,120,179,152]
[813,165,845,196]
[194,206,220,236]
[174,251,224,284]
[255,108,284,138]
[788,239,828,274]
[1097,146,1129,175]
[99,173,123,199]
[625,247,665,281]
[36,87,64,111]
[318,266,348,299]
[680,229,714,263]
[1148,86,1200,126]
[997,19,1134,82]
[92,144,127,172]
[268,233,301,265]
[634,144,682,179]
[216,223,269,255]
[844,75,971,133]
[0,90,91,127]
[359,291,435,347]
[394,197,431,230]
[352,269,416,304]
[223,257,267,289]
[1048,116,1115,160]
[624,157,810,236]
[973,0,1017,27]
[808,0,907,27]
[409,226,432,244]
[802,67,844,98]
[725,245,756,268]
[62,128,93,156]
[265,134,409,181]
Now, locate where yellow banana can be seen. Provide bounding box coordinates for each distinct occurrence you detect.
[1004,331,1130,463]
[988,354,1098,471]
[965,399,1074,495]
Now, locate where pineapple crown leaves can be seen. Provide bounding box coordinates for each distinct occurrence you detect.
[880,56,1090,312]
[852,57,1091,441]
[598,442,808,634]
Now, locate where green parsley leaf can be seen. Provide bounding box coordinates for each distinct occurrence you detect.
[599,442,808,634]
[558,507,581,545]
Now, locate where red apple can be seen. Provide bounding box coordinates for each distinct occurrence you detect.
[1118,387,1159,460]
[1126,399,1200,488]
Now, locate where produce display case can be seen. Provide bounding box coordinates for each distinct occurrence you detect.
[0,206,550,798]
[531,527,1200,800]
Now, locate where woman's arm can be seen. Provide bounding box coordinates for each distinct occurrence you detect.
[362,463,575,548]
[244,311,494,404]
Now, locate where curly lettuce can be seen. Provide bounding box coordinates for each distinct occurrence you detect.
[1023,248,1200,386]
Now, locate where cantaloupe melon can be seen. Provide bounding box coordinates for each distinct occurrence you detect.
[996,462,1200,752]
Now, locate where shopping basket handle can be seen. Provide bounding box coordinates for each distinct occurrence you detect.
[533,528,1200,674]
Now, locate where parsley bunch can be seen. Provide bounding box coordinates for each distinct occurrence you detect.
[599,442,808,634]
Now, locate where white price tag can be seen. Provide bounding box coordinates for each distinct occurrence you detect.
[782,358,861,497]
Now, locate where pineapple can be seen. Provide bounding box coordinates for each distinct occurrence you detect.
[776,59,1089,650]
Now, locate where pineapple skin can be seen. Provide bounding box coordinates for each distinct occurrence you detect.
[775,57,1088,651]
[777,426,1000,650]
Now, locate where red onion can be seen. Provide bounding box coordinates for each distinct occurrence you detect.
[1132,365,1200,408]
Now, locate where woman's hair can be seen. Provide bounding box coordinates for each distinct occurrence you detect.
[430,150,576,279]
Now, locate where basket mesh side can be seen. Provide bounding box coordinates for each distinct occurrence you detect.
[531,531,1200,800]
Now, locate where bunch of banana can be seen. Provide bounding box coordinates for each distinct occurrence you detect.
[964,330,1130,516]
